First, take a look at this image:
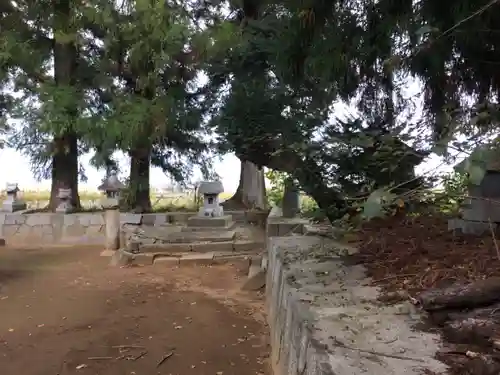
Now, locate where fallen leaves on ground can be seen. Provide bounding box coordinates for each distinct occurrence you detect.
[357,214,500,295]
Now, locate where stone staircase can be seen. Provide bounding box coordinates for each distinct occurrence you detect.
[112,213,264,267]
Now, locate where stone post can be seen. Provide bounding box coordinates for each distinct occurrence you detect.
[282,177,300,218]
[2,183,27,212]
[98,171,124,251]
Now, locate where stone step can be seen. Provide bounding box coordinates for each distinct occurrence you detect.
[187,215,233,228]
[180,223,235,232]
[153,251,260,267]
[159,230,236,243]
[108,242,264,267]
[139,240,264,254]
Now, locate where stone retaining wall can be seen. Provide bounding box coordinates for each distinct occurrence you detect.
[265,218,448,375]
[0,210,267,246]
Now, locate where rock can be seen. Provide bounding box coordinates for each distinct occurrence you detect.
[241,260,266,291]
[109,249,133,267]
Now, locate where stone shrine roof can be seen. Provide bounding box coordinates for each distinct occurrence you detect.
[198,181,224,195]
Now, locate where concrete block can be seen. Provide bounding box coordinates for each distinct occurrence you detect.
[233,240,264,252]
[167,212,196,224]
[187,215,233,228]
[462,220,494,235]
[131,253,155,265]
[140,243,192,253]
[267,216,308,237]
[120,213,142,225]
[166,230,235,243]
[180,225,235,232]
[178,252,215,266]
[265,235,448,375]
[153,255,180,265]
[190,241,234,253]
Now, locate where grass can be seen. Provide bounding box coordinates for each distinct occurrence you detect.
[3,189,234,212]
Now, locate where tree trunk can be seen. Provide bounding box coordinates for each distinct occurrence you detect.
[224,159,267,210]
[49,133,81,211]
[49,0,80,212]
[127,144,152,213]
[416,277,500,311]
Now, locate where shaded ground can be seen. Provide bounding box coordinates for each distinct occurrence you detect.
[356,213,500,375]
[0,245,269,375]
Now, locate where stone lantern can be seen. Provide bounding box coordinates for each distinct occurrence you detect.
[2,183,26,212]
[197,181,224,217]
[98,171,125,252]
[98,171,125,208]
[55,188,73,213]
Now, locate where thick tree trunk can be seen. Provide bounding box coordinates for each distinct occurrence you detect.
[127,144,152,213]
[224,159,267,210]
[416,278,500,311]
[49,133,81,211]
[236,144,347,222]
[49,0,80,212]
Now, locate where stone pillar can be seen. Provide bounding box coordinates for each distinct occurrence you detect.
[282,177,300,218]
[2,183,27,212]
[98,171,125,251]
[105,209,120,250]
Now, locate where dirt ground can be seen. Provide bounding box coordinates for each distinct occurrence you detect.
[0,245,269,375]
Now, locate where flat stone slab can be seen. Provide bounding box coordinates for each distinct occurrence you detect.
[180,224,235,232]
[187,215,233,228]
[152,252,253,267]
[164,230,236,243]
[136,239,263,254]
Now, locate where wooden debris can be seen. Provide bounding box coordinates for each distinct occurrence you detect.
[157,351,174,368]
[416,277,500,311]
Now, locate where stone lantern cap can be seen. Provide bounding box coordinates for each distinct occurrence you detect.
[198,181,224,195]
[98,172,125,193]
[5,183,19,193]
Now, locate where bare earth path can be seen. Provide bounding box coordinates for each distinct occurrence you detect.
[0,246,269,375]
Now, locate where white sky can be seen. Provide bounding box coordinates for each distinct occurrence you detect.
[0,148,454,193]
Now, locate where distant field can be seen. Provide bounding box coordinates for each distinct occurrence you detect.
[0,189,234,212]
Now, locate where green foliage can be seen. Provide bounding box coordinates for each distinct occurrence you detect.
[265,170,287,207]
[433,172,468,214]
[2,0,500,219]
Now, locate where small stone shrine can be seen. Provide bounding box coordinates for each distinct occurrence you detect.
[198,181,224,217]
[449,148,500,235]
[186,181,234,229]
[2,183,26,212]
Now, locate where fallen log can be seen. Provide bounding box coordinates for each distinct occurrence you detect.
[428,302,500,326]
[437,350,500,375]
[443,315,500,346]
[416,277,500,311]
